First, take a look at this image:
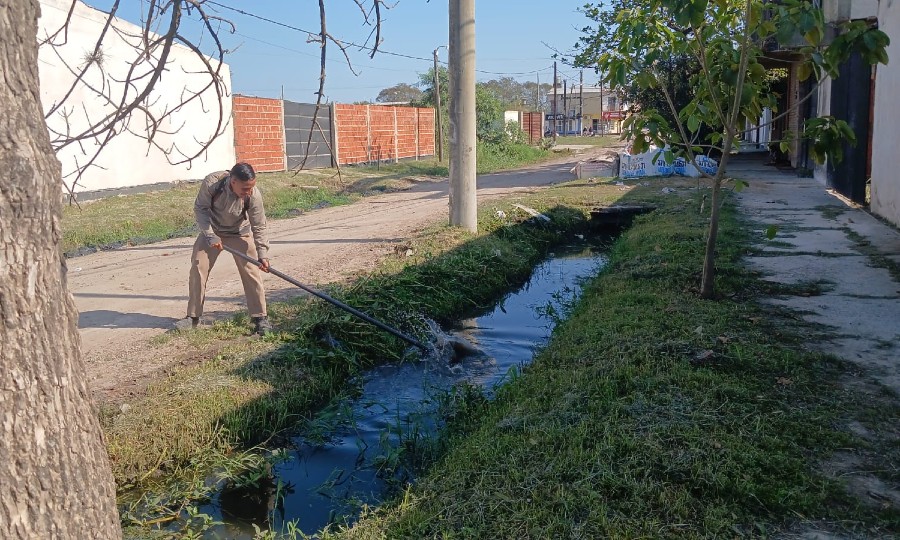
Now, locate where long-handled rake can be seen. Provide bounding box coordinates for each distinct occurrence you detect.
[222,245,428,351]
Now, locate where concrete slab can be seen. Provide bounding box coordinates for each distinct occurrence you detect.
[746,254,899,297]
[755,228,861,255]
[843,211,900,256]
[746,210,847,230]
[730,157,900,396]
[763,295,900,342]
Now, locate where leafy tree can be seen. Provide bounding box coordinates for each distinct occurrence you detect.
[576,0,889,299]
[622,55,699,140]
[376,82,424,103]
[478,76,528,109]
[521,80,554,111]
[475,85,504,139]
[415,66,450,109]
[416,67,507,141]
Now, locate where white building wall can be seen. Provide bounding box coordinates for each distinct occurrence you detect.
[37,0,235,194]
[813,77,832,187]
[824,0,879,22]
[870,0,900,227]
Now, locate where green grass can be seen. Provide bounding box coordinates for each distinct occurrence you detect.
[107,176,900,537]
[62,169,361,256]
[106,179,628,532]
[63,141,563,258]
[325,186,900,538]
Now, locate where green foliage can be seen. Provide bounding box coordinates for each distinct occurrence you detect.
[475,85,504,140]
[576,0,889,165]
[375,83,423,104]
[805,116,857,165]
[417,67,541,142]
[574,0,890,299]
[478,76,551,111]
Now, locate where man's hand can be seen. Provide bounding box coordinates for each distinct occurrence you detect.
[259,258,270,272]
[211,242,223,251]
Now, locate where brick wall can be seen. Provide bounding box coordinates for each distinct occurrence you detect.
[233,95,285,172]
[334,104,435,165]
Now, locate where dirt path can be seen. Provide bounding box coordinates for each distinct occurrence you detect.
[71,156,593,402]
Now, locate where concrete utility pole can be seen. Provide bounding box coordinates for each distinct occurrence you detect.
[579,70,584,135]
[434,47,444,162]
[552,61,557,140]
[563,79,568,135]
[449,0,477,231]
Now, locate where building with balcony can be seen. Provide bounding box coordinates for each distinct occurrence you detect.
[546,84,627,136]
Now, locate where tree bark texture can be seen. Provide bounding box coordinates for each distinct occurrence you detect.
[0,1,121,538]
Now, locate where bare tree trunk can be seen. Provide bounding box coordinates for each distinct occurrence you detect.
[700,176,723,299]
[700,142,736,299]
[0,2,121,538]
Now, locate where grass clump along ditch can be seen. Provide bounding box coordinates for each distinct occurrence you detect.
[328,186,899,538]
[62,142,553,257]
[107,179,619,535]
[107,176,898,538]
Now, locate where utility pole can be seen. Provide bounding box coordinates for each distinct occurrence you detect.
[579,70,584,135]
[536,72,541,112]
[563,79,568,136]
[449,0,477,232]
[434,47,444,162]
[551,61,557,141]
[600,81,605,135]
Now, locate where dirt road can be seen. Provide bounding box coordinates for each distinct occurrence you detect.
[70,156,588,401]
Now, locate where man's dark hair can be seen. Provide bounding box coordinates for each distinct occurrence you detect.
[230,162,256,182]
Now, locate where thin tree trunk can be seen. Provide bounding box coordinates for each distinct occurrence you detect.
[0,1,121,538]
[700,0,752,300]
[700,175,724,298]
[700,137,737,299]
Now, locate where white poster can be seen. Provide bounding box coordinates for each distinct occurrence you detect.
[620,147,718,178]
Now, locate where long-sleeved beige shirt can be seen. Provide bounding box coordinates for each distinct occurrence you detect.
[194,171,270,259]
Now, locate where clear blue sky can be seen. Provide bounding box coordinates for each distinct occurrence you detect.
[83,0,600,103]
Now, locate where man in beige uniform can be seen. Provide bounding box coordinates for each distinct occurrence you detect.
[182,162,273,336]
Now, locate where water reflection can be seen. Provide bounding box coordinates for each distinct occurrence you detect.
[205,245,607,537]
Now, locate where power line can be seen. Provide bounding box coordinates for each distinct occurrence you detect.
[207,0,554,77]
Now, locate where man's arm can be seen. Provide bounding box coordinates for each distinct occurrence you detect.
[247,188,269,264]
[194,172,224,248]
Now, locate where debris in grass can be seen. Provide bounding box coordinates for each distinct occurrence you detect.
[513,204,551,222]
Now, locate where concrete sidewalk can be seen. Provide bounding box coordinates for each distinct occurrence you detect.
[730,157,900,395]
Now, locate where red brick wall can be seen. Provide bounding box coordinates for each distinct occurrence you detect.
[233,95,285,172]
[418,108,435,156]
[334,104,435,165]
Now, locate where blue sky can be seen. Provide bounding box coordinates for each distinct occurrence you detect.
[84,0,601,103]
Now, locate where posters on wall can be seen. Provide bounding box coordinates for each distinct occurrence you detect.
[619,147,718,178]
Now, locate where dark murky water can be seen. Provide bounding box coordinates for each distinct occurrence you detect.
[202,244,608,538]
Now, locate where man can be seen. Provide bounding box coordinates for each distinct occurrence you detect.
[180,162,273,336]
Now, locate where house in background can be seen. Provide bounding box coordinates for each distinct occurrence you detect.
[817,0,900,228]
[546,84,627,136]
[38,0,235,194]
[759,0,900,228]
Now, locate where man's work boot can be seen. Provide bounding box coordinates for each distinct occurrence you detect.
[174,316,199,331]
[252,316,273,336]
